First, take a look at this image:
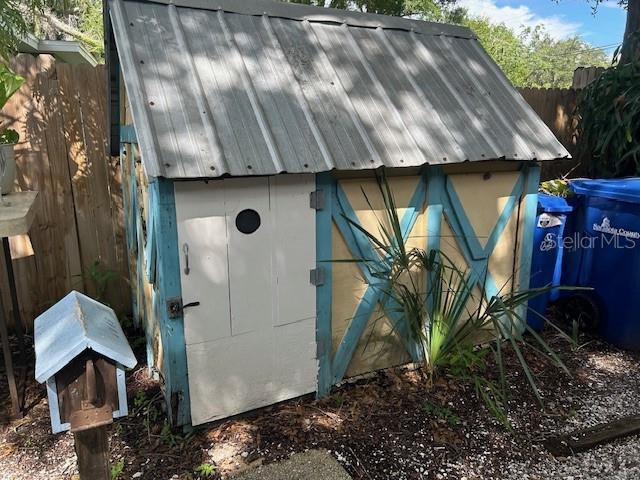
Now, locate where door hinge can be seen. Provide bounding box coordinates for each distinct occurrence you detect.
[310,190,325,210]
[310,267,325,286]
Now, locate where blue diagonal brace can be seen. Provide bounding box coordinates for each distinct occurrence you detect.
[331,177,426,384]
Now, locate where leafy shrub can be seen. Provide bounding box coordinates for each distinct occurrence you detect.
[576,33,640,177]
[0,64,24,145]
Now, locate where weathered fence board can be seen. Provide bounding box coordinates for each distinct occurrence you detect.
[0,55,130,331]
[518,88,585,180]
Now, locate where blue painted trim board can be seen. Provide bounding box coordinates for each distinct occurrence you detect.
[120,124,138,144]
[316,172,334,398]
[517,164,541,324]
[150,178,191,426]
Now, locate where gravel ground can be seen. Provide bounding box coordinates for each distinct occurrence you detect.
[1,332,640,480]
[233,450,351,480]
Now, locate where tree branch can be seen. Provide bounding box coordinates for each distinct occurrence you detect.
[41,9,102,50]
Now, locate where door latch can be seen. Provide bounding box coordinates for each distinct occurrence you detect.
[166,298,200,319]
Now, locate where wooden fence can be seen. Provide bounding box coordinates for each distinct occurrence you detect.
[519,87,586,180]
[0,55,586,331]
[0,54,129,331]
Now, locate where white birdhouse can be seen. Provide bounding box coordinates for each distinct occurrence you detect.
[34,291,137,434]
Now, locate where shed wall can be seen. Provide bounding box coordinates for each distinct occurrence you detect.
[328,164,531,381]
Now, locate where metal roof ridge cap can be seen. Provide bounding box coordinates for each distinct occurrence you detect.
[122,0,477,39]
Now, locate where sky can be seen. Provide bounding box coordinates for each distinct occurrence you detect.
[456,0,627,55]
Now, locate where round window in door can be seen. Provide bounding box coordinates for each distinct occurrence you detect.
[235,209,261,234]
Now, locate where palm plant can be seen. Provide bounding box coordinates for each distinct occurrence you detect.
[340,169,570,424]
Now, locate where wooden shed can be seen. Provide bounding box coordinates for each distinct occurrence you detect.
[105,0,570,427]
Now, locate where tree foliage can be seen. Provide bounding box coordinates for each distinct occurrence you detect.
[0,0,104,61]
[460,17,609,88]
[576,33,640,177]
[0,0,47,61]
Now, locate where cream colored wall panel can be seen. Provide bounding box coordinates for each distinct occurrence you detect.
[346,305,410,378]
[331,222,368,357]
[449,171,519,248]
[488,201,520,294]
[341,176,420,248]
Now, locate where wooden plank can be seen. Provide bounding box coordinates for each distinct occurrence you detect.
[225,177,273,337]
[0,192,39,237]
[0,55,130,331]
[152,178,191,426]
[1,54,56,329]
[545,416,640,456]
[42,75,85,294]
[58,64,114,306]
[270,174,316,327]
[316,172,334,397]
[91,65,129,314]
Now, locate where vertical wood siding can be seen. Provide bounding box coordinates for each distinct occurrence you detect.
[0,54,129,331]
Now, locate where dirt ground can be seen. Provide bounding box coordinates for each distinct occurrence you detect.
[2,330,640,480]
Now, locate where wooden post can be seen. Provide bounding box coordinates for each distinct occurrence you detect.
[74,426,110,480]
[0,289,21,418]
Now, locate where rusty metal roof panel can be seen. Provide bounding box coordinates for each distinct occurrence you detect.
[109,0,569,179]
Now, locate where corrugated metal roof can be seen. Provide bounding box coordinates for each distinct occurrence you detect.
[109,0,570,179]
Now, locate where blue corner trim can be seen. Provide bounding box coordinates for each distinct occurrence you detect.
[517,164,541,317]
[120,124,138,144]
[316,172,334,398]
[150,178,191,427]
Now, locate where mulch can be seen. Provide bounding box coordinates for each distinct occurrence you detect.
[1,330,639,480]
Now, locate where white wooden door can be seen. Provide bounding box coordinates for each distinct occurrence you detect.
[175,175,317,425]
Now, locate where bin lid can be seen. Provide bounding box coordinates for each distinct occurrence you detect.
[570,178,640,204]
[538,193,572,213]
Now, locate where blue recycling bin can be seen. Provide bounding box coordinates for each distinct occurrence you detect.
[527,193,573,331]
[563,178,640,350]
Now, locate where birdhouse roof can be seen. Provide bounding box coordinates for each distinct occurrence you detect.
[34,291,137,383]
